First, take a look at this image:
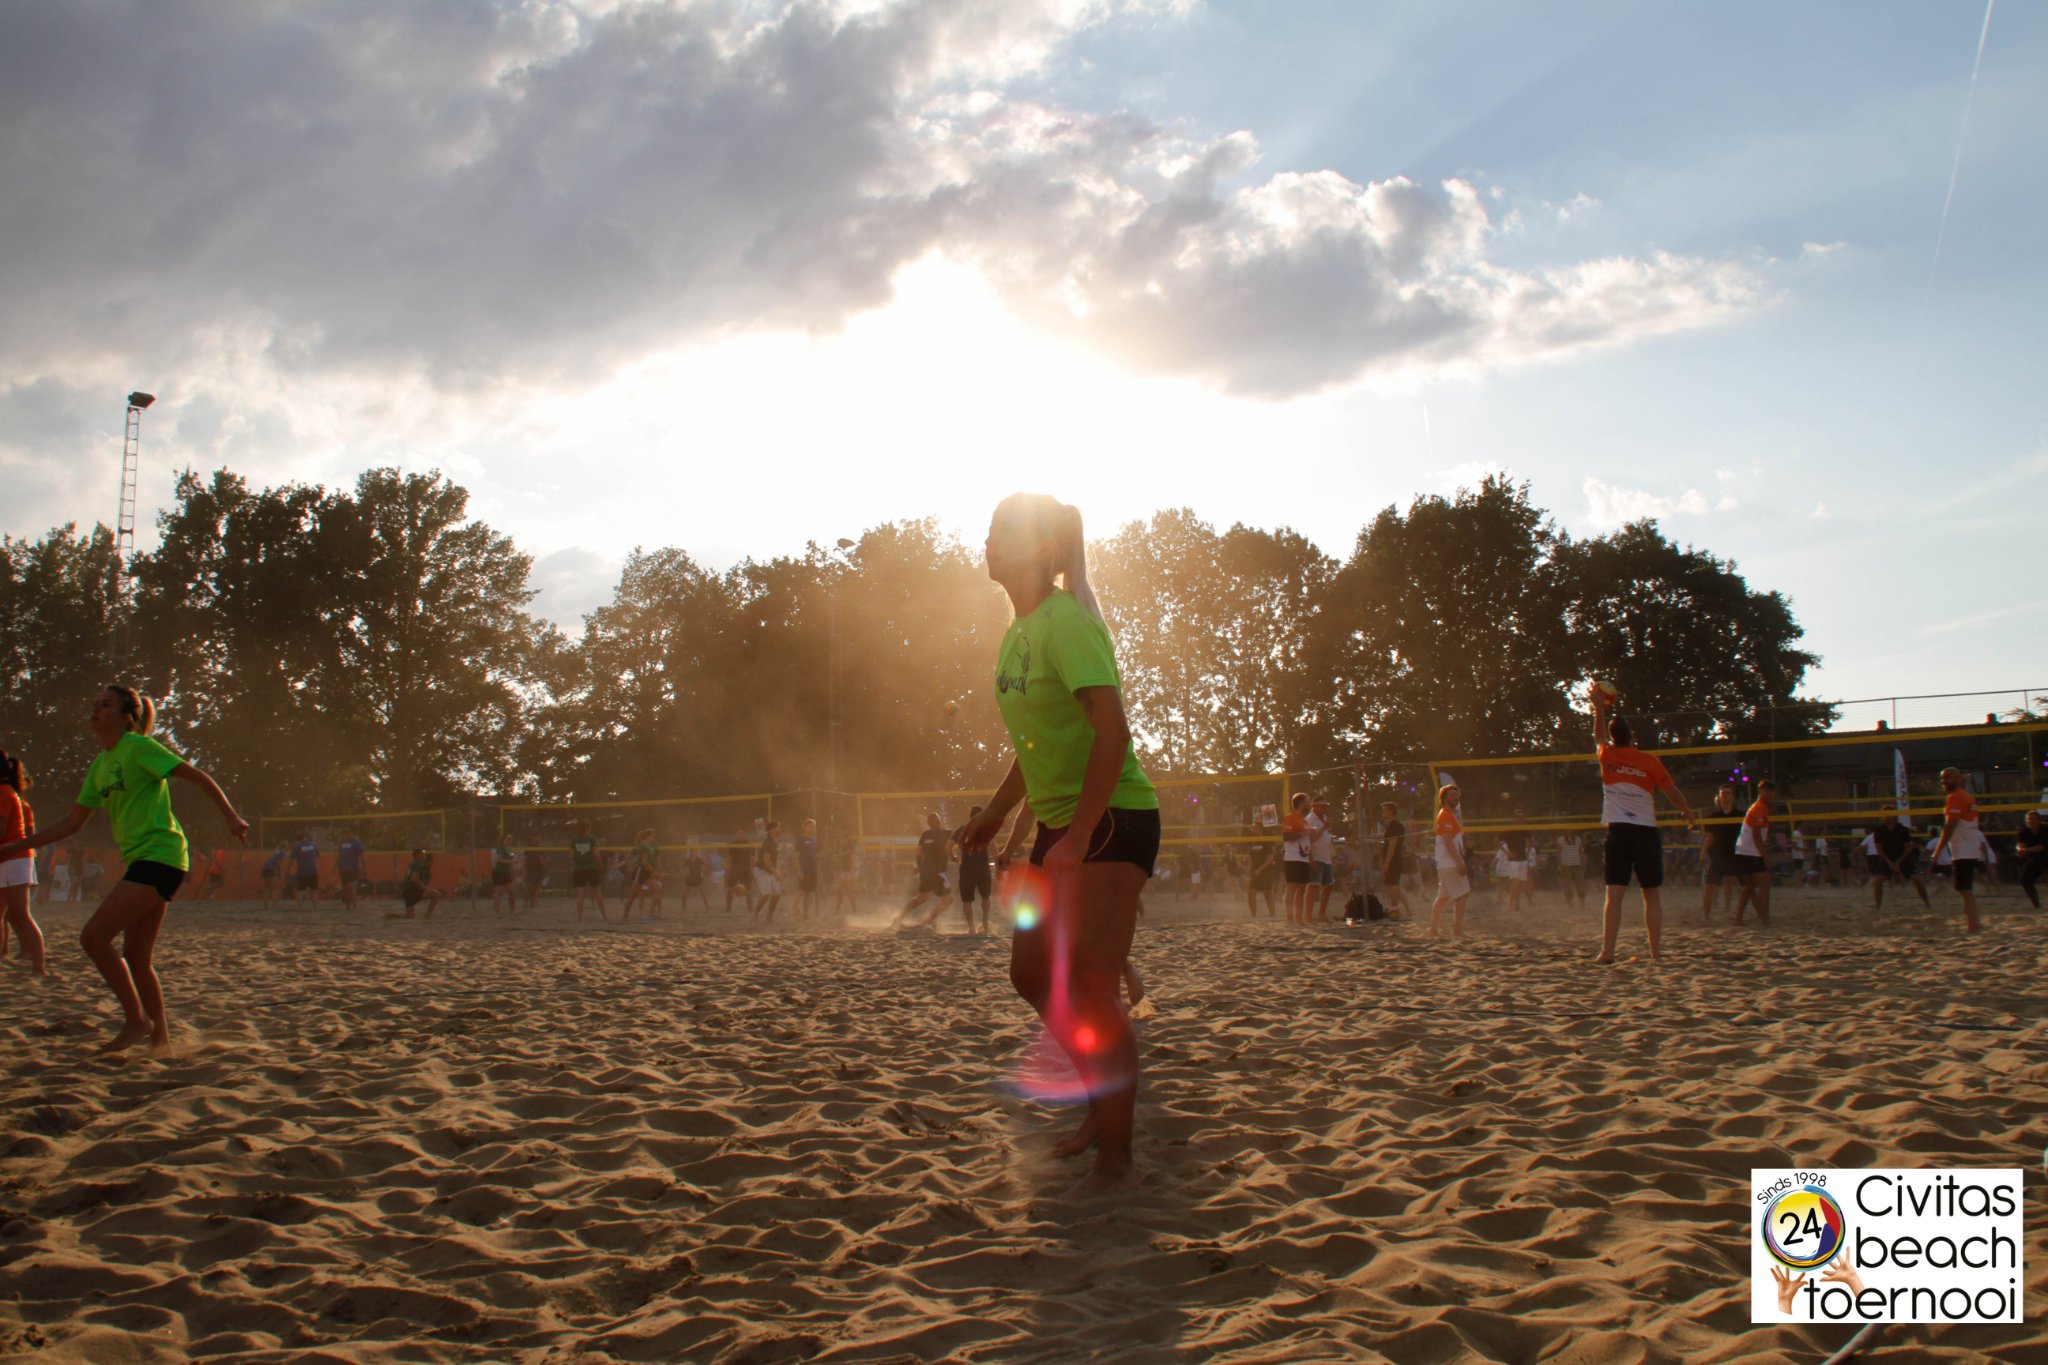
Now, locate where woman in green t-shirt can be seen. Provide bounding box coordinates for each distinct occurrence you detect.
[957,494,1159,1202]
[569,818,607,922]
[0,685,248,1054]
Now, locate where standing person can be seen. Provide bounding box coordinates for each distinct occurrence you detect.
[336,829,366,911]
[489,842,518,915]
[752,820,784,923]
[1699,786,1741,923]
[893,812,955,929]
[953,492,1158,1200]
[620,828,662,919]
[1556,830,1588,908]
[1929,767,1987,934]
[956,806,994,935]
[290,830,320,903]
[0,685,249,1052]
[1867,806,1931,911]
[1428,784,1470,940]
[384,848,441,922]
[0,750,44,976]
[1376,801,1412,920]
[723,831,754,915]
[679,847,712,915]
[796,818,822,920]
[1731,781,1776,928]
[2015,811,2047,910]
[1245,840,1279,918]
[1279,792,1314,926]
[1590,686,1697,964]
[828,831,860,915]
[1501,804,1534,913]
[569,820,607,921]
[1307,795,1336,923]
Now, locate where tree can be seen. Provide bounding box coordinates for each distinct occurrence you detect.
[0,523,127,791]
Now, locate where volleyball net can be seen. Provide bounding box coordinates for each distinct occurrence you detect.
[256,807,449,856]
[496,792,776,856]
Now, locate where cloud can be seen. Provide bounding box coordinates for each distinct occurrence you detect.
[0,0,1765,424]
[529,545,623,629]
[1582,477,1738,530]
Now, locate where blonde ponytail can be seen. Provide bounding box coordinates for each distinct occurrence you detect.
[998,493,1106,622]
[107,684,156,735]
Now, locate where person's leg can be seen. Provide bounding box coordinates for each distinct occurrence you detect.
[4,887,44,974]
[1752,874,1771,927]
[1597,884,1626,962]
[1702,871,1716,923]
[1642,887,1664,961]
[1055,860,1145,1196]
[1451,892,1468,938]
[121,901,172,1047]
[79,881,170,1051]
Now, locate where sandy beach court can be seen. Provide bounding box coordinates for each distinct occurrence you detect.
[3,888,2044,1363]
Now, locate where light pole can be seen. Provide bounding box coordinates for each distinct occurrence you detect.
[827,537,856,795]
[111,390,155,669]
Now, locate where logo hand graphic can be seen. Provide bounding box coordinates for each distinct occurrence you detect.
[1821,1255,1865,1295]
[1771,1264,1806,1315]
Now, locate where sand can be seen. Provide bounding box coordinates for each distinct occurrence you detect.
[2,882,2044,1364]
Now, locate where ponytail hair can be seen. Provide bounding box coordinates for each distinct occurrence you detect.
[106,684,156,735]
[998,493,1104,622]
[0,749,27,792]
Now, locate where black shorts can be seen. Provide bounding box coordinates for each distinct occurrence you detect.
[339,865,362,885]
[799,871,818,893]
[685,874,703,887]
[1865,857,1890,879]
[1734,854,1767,879]
[1251,868,1276,891]
[1603,824,1664,889]
[917,869,947,896]
[572,868,601,889]
[122,860,186,901]
[1029,807,1161,878]
[1704,849,1738,881]
[1282,860,1311,886]
[958,861,992,903]
[632,868,655,888]
[491,870,513,887]
[295,872,318,892]
[1952,859,1979,893]
[403,886,425,908]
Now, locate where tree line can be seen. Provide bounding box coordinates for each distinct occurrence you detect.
[0,468,1828,818]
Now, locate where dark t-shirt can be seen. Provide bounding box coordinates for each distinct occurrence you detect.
[757,834,778,872]
[1381,820,1407,871]
[337,836,365,870]
[1504,829,1528,859]
[917,828,949,874]
[797,836,819,876]
[293,840,319,876]
[1702,809,1737,855]
[1872,823,1913,862]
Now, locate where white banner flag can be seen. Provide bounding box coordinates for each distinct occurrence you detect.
[1894,749,1909,822]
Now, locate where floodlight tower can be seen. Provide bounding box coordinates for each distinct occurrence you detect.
[110,390,155,668]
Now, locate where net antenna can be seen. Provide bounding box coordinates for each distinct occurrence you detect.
[112,390,154,669]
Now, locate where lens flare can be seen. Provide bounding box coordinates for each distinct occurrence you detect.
[1014,903,1038,931]
[1073,1025,1098,1051]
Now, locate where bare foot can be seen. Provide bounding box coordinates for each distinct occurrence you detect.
[1592,953,1616,964]
[100,1021,155,1053]
[1053,1111,1100,1158]
[1064,1164,1141,1202]
[1124,965,1146,1008]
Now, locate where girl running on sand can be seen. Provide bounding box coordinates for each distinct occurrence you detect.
[0,686,248,1052]
[957,493,1158,1201]
[0,749,45,976]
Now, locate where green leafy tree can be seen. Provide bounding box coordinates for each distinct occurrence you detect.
[0,523,127,791]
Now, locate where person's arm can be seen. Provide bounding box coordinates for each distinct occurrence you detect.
[1590,683,1614,747]
[1931,815,1959,863]
[996,798,1037,863]
[1660,776,1697,831]
[171,762,251,843]
[959,760,1027,852]
[0,803,94,858]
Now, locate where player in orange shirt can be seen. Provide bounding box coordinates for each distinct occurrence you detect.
[1590,683,1697,962]
[1929,767,1986,933]
[0,749,44,976]
[1730,780,1776,928]
[1428,784,1470,939]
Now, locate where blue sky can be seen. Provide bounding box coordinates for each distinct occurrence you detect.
[1,0,2041,724]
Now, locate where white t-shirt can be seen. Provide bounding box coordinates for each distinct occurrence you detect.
[1282,812,1312,862]
[1558,837,1583,867]
[1307,813,1333,863]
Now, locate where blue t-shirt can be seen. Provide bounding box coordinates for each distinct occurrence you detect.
[337,836,365,871]
[262,848,286,875]
[293,839,319,876]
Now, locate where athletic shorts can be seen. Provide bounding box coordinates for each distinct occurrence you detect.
[1734,854,1767,879]
[958,861,992,903]
[123,860,186,901]
[799,871,818,893]
[572,868,601,889]
[1030,807,1161,878]
[1282,860,1311,886]
[491,870,513,887]
[1436,860,1471,899]
[0,858,36,889]
[1603,823,1665,889]
[295,872,318,892]
[755,871,781,897]
[1312,861,1334,887]
[632,868,655,888]
[685,874,703,887]
[916,869,947,896]
[338,864,362,885]
[403,886,425,908]
[1865,857,1891,879]
[1250,870,1276,892]
[1952,859,1979,893]
[1705,849,1738,881]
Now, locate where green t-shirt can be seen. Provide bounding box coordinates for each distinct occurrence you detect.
[492,846,515,875]
[405,856,433,889]
[570,837,599,871]
[630,841,657,872]
[76,732,189,871]
[993,589,1156,830]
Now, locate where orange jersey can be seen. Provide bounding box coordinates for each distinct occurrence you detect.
[1735,798,1770,857]
[0,787,30,863]
[1943,788,1986,858]
[1434,806,1464,860]
[1597,743,1673,828]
